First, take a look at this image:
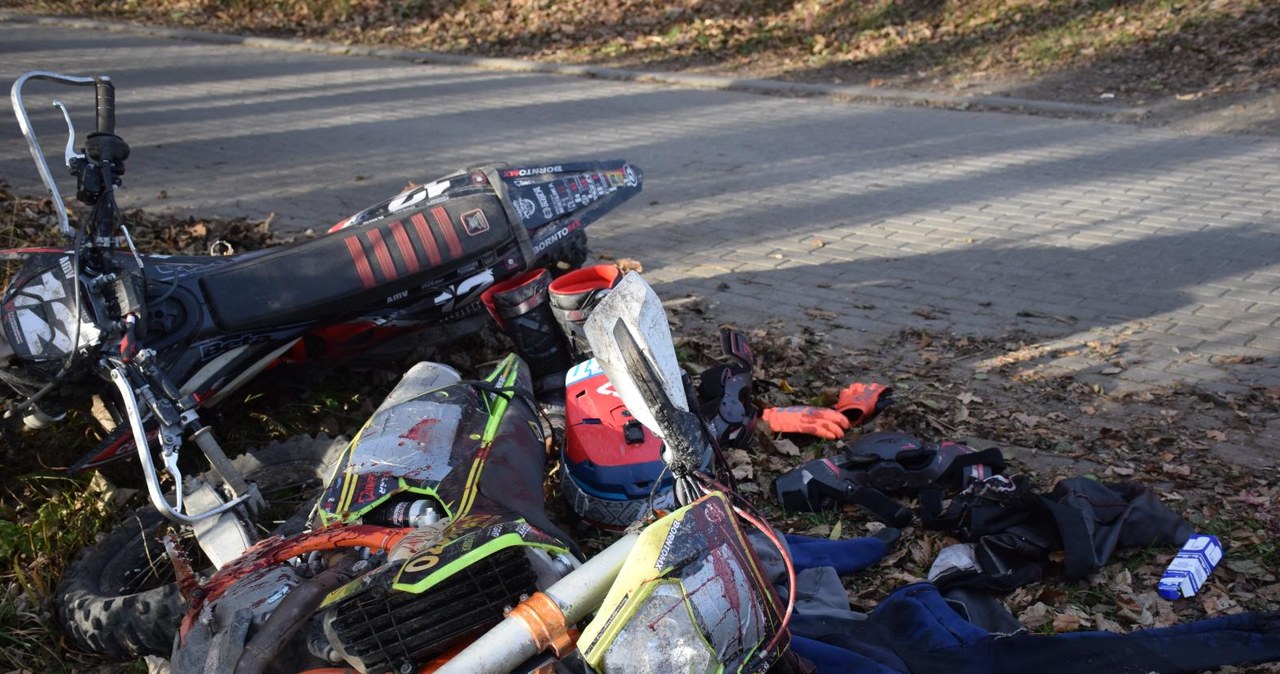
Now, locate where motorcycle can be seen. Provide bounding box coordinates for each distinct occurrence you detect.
[168,272,801,674]
[0,71,640,657]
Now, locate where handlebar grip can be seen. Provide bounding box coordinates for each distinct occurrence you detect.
[94,77,115,135]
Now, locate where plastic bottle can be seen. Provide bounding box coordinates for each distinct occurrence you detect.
[1157,534,1224,600]
[363,499,441,528]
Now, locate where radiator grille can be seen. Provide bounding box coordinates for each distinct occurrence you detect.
[325,546,537,673]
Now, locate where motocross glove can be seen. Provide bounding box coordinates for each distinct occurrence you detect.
[761,405,850,440]
[835,382,893,426]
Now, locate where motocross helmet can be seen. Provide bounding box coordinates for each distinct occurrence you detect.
[561,328,761,532]
[561,358,674,531]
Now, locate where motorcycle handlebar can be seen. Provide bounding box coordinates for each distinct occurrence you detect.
[9,71,99,239]
[94,76,115,135]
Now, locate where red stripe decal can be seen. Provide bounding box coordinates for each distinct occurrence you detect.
[344,236,376,289]
[389,220,420,274]
[366,228,398,281]
[410,213,442,266]
[432,205,463,259]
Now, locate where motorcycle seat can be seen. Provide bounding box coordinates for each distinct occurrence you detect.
[199,195,515,331]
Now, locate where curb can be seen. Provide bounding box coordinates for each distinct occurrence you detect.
[0,11,1148,122]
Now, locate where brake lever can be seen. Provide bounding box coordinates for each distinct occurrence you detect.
[108,364,250,525]
[51,99,85,169]
[160,438,184,512]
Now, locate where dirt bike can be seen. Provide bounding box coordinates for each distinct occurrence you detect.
[167,272,802,674]
[0,71,640,657]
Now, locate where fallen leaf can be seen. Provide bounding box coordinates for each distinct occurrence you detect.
[806,523,831,537]
[913,307,939,319]
[615,258,644,273]
[774,438,802,457]
[1199,586,1237,615]
[1092,613,1124,632]
[1225,559,1274,580]
[1137,591,1179,628]
[806,308,838,321]
[725,448,754,481]
[1109,568,1135,593]
[1052,612,1083,632]
[1012,412,1042,427]
[1019,602,1051,628]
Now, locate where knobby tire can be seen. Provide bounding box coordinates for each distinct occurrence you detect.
[55,435,346,659]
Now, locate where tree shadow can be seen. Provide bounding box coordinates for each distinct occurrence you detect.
[629,222,1280,396]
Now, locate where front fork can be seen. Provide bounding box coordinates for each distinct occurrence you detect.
[108,358,265,568]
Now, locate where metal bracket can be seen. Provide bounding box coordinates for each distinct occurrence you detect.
[185,476,255,569]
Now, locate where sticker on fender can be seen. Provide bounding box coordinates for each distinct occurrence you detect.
[565,358,604,386]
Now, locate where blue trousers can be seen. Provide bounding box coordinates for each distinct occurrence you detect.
[778,536,1280,674]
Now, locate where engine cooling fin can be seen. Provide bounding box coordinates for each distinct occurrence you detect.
[324,546,537,673]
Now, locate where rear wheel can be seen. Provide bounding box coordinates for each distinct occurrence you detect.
[55,435,346,659]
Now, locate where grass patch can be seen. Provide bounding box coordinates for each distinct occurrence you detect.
[1,474,114,671]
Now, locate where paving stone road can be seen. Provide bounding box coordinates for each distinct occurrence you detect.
[3,18,1280,466]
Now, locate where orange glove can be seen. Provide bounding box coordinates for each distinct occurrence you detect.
[835,383,893,427]
[761,406,850,440]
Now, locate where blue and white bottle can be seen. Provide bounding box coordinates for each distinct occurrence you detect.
[1157,534,1224,600]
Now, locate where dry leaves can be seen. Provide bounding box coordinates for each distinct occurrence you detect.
[24,0,1280,110]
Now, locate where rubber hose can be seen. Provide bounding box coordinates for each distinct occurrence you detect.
[233,551,361,674]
